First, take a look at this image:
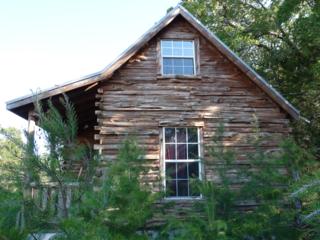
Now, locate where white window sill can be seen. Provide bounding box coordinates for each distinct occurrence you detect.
[162,196,203,201]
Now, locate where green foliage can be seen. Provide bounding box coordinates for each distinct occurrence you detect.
[161,123,316,239]
[1,117,318,239]
[1,102,319,240]
[0,126,24,190]
[58,138,157,240]
[182,0,320,151]
[0,96,98,238]
[0,187,27,240]
[232,144,298,239]
[1,98,159,240]
[33,96,95,185]
[285,138,320,239]
[0,126,28,239]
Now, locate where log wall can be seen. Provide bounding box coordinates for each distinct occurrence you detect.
[94,16,291,192]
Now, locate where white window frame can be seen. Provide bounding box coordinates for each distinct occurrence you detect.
[162,127,202,200]
[160,39,196,76]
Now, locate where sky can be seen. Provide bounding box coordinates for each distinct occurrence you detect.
[0,0,180,130]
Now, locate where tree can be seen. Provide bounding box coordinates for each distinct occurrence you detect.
[58,138,158,240]
[0,95,98,239]
[1,96,159,240]
[182,0,320,151]
[28,96,97,220]
[0,126,26,239]
[181,2,320,238]
[161,123,312,239]
[0,126,24,190]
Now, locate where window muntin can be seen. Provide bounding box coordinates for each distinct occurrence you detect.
[163,127,201,198]
[161,40,195,75]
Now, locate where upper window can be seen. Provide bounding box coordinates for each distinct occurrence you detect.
[160,40,195,75]
[163,127,201,198]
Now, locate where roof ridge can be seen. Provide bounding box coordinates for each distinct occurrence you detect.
[6,4,300,120]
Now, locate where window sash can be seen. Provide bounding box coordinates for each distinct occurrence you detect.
[160,40,196,75]
[163,127,201,198]
[161,40,194,57]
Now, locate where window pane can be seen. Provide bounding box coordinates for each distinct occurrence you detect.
[166,180,177,197]
[188,144,199,159]
[173,48,183,56]
[163,58,173,66]
[183,58,194,67]
[177,162,188,179]
[176,128,186,143]
[166,163,176,179]
[163,66,173,74]
[161,40,172,48]
[173,58,183,67]
[189,180,200,197]
[162,48,172,56]
[166,144,176,160]
[188,162,199,178]
[177,180,188,196]
[188,128,198,143]
[173,41,183,48]
[183,48,194,57]
[183,41,193,48]
[177,144,187,160]
[165,128,175,142]
[173,66,183,75]
[184,67,194,75]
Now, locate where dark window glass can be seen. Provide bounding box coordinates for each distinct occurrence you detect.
[177,162,188,179]
[166,180,177,197]
[188,128,198,143]
[165,163,176,179]
[165,144,176,160]
[165,128,175,143]
[188,144,199,159]
[177,144,187,160]
[189,180,200,196]
[176,128,186,143]
[164,127,200,198]
[188,162,199,178]
[177,180,188,196]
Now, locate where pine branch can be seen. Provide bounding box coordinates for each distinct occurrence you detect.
[303,209,320,221]
[290,180,320,197]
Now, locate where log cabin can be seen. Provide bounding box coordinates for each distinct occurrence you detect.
[6,5,299,203]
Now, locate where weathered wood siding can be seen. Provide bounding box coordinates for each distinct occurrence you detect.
[94,16,291,191]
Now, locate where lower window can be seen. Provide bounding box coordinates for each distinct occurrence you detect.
[163,127,201,198]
